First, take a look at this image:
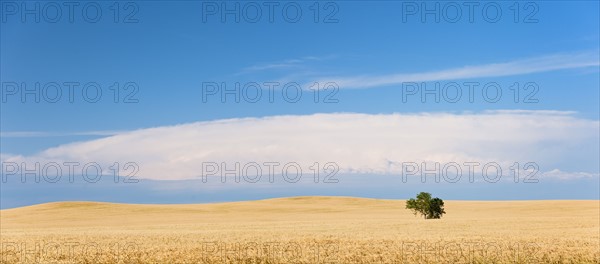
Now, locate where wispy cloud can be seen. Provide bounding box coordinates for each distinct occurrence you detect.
[2,111,597,180]
[238,55,335,74]
[307,51,599,89]
[0,130,125,138]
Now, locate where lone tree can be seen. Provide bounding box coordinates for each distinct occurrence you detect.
[405,192,446,219]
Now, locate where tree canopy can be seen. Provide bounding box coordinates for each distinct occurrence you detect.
[405,192,446,219]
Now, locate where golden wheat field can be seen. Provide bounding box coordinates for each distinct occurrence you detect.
[1,197,598,264]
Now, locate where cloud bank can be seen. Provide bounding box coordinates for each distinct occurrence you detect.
[2,111,598,180]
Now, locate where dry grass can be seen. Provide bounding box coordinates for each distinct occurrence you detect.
[1,197,598,263]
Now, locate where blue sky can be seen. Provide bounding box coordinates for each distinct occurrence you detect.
[1,1,599,208]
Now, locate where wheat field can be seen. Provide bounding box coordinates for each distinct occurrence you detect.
[1,197,598,263]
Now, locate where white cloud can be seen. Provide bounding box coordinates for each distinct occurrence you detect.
[1,111,598,180]
[307,51,599,89]
[540,169,599,180]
